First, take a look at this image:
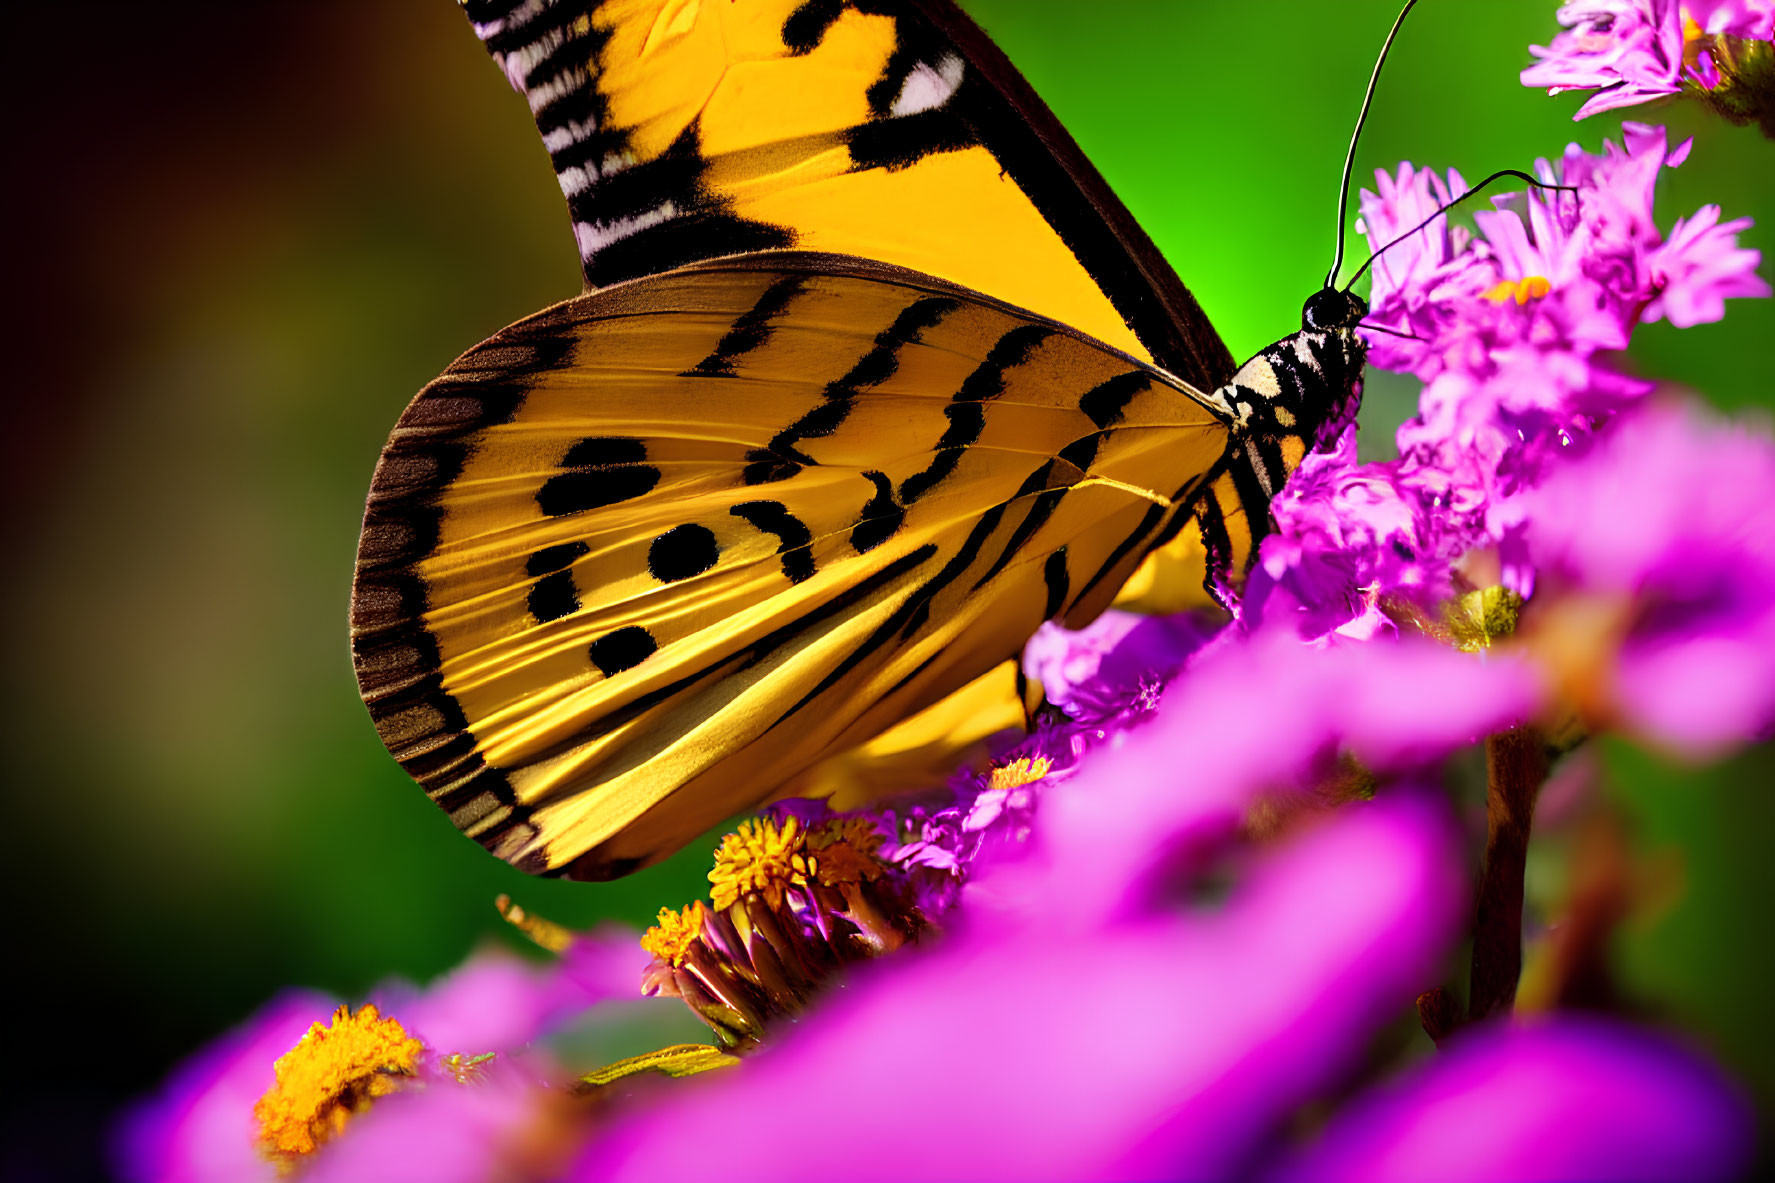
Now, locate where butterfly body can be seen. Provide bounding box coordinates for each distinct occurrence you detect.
[352,0,1367,878]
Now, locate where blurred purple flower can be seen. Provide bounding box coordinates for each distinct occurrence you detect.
[114,938,640,1183]
[1516,401,1775,754]
[1522,0,1774,119]
[302,1059,567,1183]
[114,991,332,1183]
[1279,1018,1755,1182]
[1522,1,1694,118]
[1027,632,1541,925]
[586,796,1466,1183]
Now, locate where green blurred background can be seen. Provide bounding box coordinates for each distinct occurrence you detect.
[5,2,1771,1178]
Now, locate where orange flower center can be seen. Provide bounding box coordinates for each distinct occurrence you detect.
[1485,275,1553,306]
[253,1004,423,1167]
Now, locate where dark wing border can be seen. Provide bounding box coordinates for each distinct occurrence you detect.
[909,0,1235,390]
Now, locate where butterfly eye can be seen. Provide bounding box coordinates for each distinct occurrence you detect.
[1301,288,1367,332]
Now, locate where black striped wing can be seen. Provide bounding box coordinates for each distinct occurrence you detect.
[351,255,1233,877]
[459,0,1232,387]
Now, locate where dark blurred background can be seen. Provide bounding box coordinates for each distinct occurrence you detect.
[4,2,1771,1179]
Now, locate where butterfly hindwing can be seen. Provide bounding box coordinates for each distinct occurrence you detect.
[460,0,1233,388]
[352,254,1233,877]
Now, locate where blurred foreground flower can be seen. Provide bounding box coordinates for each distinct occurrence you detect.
[1523,0,1775,133]
[1516,401,1775,753]
[114,936,641,1182]
[116,613,1762,1179]
[1281,1018,1754,1182]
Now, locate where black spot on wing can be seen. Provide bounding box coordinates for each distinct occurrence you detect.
[463,0,524,25]
[782,0,846,55]
[742,449,801,487]
[563,437,646,467]
[1060,368,1151,472]
[531,545,940,772]
[540,436,659,518]
[731,500,816,584]
[959,325,1054,400]
[897,446,965,505]
[863,6,953,115]
[937,403,984,449]
[648,524,720,583]
[538,465,660,517]
[526,540,591,624]
[527,541,590,577]
[528,571,580,623]
[590,626,657,677]
[850,470,904,554]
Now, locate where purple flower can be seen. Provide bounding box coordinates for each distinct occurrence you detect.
[1026,631,1540,924]
[114,938,641,1182]
[1256,126,1764,640]
[1020,608,1215,717]
[1646,203,1771,325]
[1522,1,1694,118]
[301,1060,569,1183]
[584,797,1467,1183]
[1279,1019,1755,1181]
[1522,1,1775,124]
[114,991,333,1183]
[1515,402,1775,754]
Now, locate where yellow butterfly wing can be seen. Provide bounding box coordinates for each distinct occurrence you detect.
[460,0,1232,387]
[352,255,1232,877]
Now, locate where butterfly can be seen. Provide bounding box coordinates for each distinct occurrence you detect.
[352,0,1370,880]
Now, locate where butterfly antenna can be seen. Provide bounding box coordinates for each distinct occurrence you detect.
[1342,169,1579,292]
[1326,0,1422,291]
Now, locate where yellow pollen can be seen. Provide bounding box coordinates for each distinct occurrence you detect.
[987,755,1053,792]
[1444,586,1525,653]
[641,902,707,966]
[253,1004,423,1166]
[1485,275,1553,306]
[808,818,887,887]
[1683,14,1705,45]
[709,816,810,911]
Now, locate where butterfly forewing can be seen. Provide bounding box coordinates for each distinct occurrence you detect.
[461,0,1232,387]
[353,255,1231,877]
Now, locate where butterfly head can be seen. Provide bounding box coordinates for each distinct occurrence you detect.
[1214,290,1368,458]
[1301,287,1368,333]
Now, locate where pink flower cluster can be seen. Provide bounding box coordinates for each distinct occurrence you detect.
[1247,124,1766,656]
[1523,0,1775,118]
